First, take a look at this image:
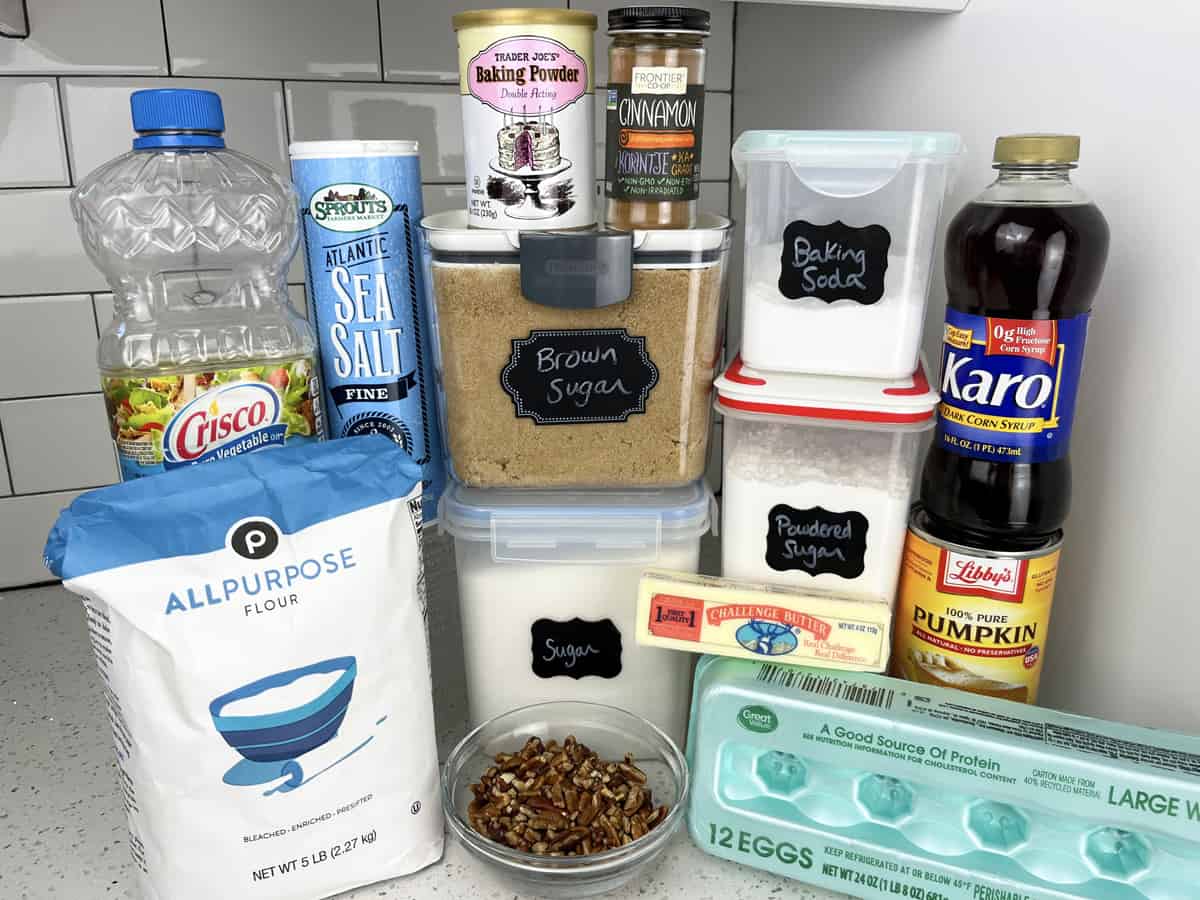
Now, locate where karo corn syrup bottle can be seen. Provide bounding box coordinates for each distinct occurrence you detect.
[72,89,322,479]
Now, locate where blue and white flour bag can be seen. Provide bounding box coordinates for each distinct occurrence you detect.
[45,437,442,899]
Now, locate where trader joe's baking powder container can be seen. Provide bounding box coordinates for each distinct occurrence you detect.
[453,9,597,230]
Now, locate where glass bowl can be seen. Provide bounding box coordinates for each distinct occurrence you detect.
[441,701,689,898]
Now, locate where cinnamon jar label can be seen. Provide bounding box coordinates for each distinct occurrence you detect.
[605,74,705,202]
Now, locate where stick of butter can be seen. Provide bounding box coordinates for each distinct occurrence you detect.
[636,569,892,672]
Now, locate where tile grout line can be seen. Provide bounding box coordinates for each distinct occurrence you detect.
[0,391,103,403]
[53,77,74,187]
[280,79,293,145]
[375,0,386,82]
[88,291,102,339]
[158,0,173,76]
[2,482,117,501]
[0,417,16,496]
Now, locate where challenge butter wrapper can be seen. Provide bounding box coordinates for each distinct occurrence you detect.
[636,569,892,672]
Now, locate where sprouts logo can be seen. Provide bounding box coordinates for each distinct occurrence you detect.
[309,183,394,233]
[162,382,286,468]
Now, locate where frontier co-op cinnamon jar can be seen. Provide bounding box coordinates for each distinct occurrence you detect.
[605,7,710,230]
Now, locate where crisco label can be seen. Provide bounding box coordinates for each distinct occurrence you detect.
[935,308,1090,463]
[101,359,322,480]
[892,526,1061,704]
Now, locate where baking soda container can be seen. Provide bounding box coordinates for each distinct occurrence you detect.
[453,9,596,229]
[72,89,321,480]
[714,354,938,606]
[438,479,716,747]
[290,140,445,521]
[892,505,1063,704]
[732,131,963,378]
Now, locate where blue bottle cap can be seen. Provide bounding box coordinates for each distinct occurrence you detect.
[130,89,226,150]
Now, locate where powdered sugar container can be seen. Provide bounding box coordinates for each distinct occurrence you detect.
[715,354,938,606]
[732,131,962,378]
[72,89,320,480]
[438,479,716,747]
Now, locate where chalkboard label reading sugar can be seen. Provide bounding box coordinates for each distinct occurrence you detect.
[531,617,623,679]
[501,328,659,425]
[779,220,891,305]
[765,504,869,579]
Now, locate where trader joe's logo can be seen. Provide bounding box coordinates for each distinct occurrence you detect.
[309,183,394,232]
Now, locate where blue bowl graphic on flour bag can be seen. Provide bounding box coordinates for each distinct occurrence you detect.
[210,656,357,763]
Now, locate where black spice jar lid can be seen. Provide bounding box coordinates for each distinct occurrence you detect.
[608,6,712,34]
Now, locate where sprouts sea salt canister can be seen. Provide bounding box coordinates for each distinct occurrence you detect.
[715,355,938,606]
[453,9,596,229]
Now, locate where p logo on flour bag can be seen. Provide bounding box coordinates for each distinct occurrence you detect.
[45,436,442,899]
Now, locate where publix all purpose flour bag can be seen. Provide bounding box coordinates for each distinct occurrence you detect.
[44,436,442,899]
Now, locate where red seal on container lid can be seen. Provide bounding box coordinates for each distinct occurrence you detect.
[714,353,938,427]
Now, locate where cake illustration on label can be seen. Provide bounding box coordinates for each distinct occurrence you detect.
[498,116,561,172]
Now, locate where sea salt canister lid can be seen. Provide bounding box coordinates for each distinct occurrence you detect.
[714,353,938,427]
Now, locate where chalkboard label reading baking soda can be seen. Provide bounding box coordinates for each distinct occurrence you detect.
[291,143,445,521]
[606,67,705,202]
[766,504,869,579]
[531,617,623,679]
[779,220,891,304]
[501,328,660,424]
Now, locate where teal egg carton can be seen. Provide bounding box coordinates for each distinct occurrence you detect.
[686,658,1200,900]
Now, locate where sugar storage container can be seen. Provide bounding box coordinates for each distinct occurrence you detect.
[732,131,962,378]
[715,355,937,605]
[421,212,730,488]
[438,480,715,746]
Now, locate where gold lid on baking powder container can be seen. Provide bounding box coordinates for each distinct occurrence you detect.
[452,8,598,30]
[993,134,1081,165]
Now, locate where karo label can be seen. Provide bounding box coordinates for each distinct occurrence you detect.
[936,308,1090,463]
[985,318,1058,366]
[467,37,588,114]
[937,550,1028,602]
[163,382,286,468]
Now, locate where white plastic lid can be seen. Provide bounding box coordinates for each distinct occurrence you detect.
[439,480,715,564]
[421,210,731,257]
[289,140,419,159]
[714,353,938,427]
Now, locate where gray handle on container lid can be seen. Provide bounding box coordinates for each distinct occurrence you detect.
[519,230,633,309]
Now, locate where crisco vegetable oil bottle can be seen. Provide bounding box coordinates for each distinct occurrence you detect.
[72,88,322,480]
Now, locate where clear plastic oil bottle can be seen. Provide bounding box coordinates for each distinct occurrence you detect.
[72,88,321,480]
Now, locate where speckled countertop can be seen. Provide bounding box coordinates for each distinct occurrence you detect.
[0,583,848,900]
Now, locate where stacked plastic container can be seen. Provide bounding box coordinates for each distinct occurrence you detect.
[421,209,732,750]
[718,130,963,607]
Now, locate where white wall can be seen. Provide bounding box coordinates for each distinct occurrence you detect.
[733,0,1200,730]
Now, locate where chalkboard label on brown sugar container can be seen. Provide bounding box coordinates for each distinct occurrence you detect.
[500,328,660,425]
[531,617,623,679]
[765,504,869,579]
[779,220,891,304]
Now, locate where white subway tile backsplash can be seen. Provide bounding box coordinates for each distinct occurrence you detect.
[0,394,117,493]
[163,0,380,80]
[380,0,567,84]
[593,90,731,182]
[288,283,308,319]
[0,78,69,186]
[0,426,11,496]
[570,0,735,91]
[699,181,730,217]
[0,190,104,294]
[62,78,289,181]
[0,295,99,398]
[0,489,84,587]
[0,0,167,75]
[286,82,464,182]
[422,184,467,216]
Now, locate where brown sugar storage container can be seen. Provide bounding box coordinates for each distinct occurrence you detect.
[605,7,711,230]
[420,210,731,488]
